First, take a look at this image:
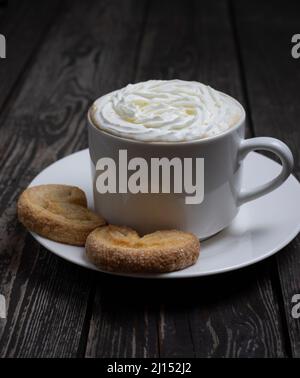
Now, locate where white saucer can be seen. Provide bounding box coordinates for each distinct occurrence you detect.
[29,149,300,279]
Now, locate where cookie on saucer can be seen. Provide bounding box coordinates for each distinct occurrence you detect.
[86,225,200,273]
[18,184,105,246]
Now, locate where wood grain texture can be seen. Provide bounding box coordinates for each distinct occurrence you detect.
[0,0,155,358]
[0,0,297,358]
[132,0,286,358]
[232,0,300,357]
[86,275,159,358]
[0,0,148,357]
[152,262,285,358]
[83,0,161,358]
[0,0,61,111]
[0,0,98,358]
[0,237,93,357]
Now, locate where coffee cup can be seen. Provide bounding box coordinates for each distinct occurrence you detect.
[88,80,294,239]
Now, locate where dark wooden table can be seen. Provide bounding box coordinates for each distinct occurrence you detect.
[0,0,299,358]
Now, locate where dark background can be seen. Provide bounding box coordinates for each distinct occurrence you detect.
[0,0,299,358]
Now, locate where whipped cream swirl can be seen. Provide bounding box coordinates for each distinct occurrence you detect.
[90,80,242,142]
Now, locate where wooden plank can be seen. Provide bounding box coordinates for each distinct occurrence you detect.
[0,0,294,358]
[232,0,300,357]
[0,236,93,357]
[0,0,149,357]
[132,0,287,357]
[0,0,61,111]
[84,0,160,358]
[86,276,159,358]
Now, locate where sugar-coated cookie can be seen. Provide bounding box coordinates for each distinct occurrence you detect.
[18,184,105,246]
[86,225,200,273]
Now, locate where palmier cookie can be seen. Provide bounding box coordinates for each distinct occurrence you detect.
[18,184,105,246]
[86,225,200,273]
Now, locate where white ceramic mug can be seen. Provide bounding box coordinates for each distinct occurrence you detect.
[88,96,294,239]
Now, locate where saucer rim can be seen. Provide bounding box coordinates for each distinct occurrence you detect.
[28,149,300,279]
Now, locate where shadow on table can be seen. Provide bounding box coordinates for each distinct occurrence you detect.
[92,257,276,308]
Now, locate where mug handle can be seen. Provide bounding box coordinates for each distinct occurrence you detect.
[237,137,294,205]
